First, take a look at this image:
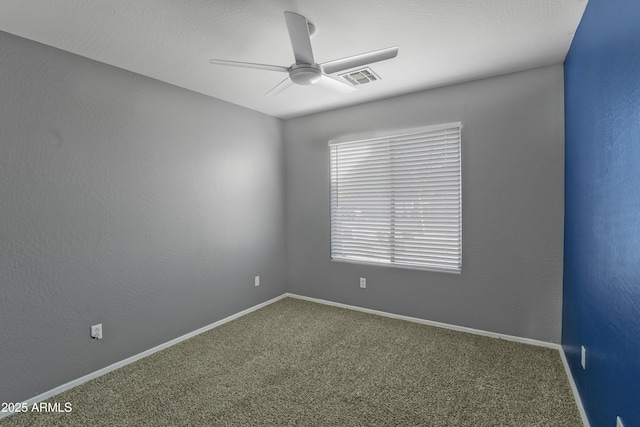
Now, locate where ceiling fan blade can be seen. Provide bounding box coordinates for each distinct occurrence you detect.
[265,77,294,96]
[209,58,289,73]
[317,74,357,93]
[320,46,399,75]
[284,11,315,65]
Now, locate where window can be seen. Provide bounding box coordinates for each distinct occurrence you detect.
[329,122,462,272]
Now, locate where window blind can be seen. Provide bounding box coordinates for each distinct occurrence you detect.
[329,122,462,272]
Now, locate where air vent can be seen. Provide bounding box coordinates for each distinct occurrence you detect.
[339,67,381,86]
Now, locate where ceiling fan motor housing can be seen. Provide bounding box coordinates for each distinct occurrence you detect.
[289,64,322,85]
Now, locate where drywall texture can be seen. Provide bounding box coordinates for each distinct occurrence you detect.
[563,0,640,426]
[0,31,285,403]
[284,65,565,343]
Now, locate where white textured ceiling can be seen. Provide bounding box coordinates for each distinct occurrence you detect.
[0,0,587,119]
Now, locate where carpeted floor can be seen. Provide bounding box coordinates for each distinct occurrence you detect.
[1,297,583,426]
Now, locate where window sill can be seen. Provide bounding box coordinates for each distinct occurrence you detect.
[330,257,461,274]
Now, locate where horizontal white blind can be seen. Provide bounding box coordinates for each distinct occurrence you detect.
[330,123,461,272]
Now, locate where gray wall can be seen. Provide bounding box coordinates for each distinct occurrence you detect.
[0,31,286,403]
[284,65,565,343]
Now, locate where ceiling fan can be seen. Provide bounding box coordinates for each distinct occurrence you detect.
[209,11,399,96]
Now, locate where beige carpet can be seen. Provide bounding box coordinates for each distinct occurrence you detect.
[1,297,582,426]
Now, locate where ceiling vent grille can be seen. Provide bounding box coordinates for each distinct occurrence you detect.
[339,67,381,86]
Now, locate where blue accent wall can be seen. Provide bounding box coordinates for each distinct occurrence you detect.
[563,0,640,426]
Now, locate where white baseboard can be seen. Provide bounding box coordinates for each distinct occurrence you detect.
[286,292,590,427]
[0,293,287,420]
[558,345,591,427]
[286,293,556,348]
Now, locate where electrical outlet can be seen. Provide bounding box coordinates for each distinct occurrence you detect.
[581,346,586,369]
[359,277,366,288]
[90,324,102,340]
[617,416,624,427]
[254,275,260,287]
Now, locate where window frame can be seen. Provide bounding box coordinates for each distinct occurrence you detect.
[328,122,462,274]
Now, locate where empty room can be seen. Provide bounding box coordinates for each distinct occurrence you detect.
[1,0,638,426]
